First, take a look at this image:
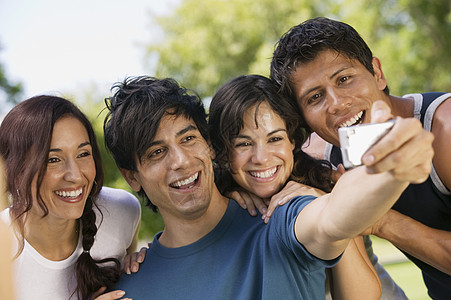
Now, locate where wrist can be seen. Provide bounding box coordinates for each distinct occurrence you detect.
[372,211,391,239]
[374,209,403,240]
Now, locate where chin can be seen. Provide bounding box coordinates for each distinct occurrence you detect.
[65,211,85,220]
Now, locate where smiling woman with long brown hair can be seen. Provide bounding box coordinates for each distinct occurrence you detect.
[0,95,141,300]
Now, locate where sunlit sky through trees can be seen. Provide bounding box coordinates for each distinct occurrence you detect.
[0,0,180,114]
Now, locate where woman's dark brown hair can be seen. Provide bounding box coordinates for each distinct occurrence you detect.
[0,95,120,300]
[209,75,334,194]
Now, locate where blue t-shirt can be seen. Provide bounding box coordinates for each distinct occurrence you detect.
[114,196,340,299]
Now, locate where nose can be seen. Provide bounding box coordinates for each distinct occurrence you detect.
[326,88,352,115]
[169,145,190,170]
[250,144,270,165]
[63,159,83,182]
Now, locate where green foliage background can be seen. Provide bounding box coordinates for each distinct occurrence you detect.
[1,0,450,240]
[149,0,450,99]
[0,42,22,104]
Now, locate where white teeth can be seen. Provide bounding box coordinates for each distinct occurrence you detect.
[172,172,199,187]
[249,167,277,178]
[339,111,363,128]
[55,188,82,198]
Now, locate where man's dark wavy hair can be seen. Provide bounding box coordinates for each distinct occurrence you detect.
[271,17,389,101]
[104,76,208,212]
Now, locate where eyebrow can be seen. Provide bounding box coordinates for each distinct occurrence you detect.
[148,124,199,148]
[298,66,351,101]
[234,128,287,139]
[330,67,349,79]
[49,141,91,152]
[176,124,197,137]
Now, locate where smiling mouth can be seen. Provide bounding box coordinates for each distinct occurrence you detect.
[55,187,83,199]
[170,172,200,189]
[249,166,278,179]
[339,111,364,128]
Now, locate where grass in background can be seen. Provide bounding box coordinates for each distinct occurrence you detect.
[371,236,430,300]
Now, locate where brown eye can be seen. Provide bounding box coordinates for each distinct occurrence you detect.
[339,76,350,84]
[151,148,164,157]
[269,137,282,143]
[308,92,322,104]
[48,157,60,164]
[235,141,251,148]
[183,135,195,142]
[78,151,91,158]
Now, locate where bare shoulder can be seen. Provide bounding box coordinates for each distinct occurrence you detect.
[433,96,451,126]
[431,96,451,191]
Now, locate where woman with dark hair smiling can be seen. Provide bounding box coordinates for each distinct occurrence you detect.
[208,74,382,300]
[0,95,141,300]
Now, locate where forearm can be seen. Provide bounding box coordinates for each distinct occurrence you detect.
[296,166,409,259]
[375,210,451,275]
[329,236,381,300]
[296,167,408,260]
[325,166,408,239]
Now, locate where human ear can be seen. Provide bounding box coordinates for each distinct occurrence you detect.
[372,57,387,91]
[120,168,142,192]
[208,143,216,160]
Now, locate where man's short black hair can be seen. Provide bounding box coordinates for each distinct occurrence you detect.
[104,76,208,211]
[271,17,389,98]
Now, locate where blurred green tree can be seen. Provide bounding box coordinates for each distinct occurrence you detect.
[0,45,22,105]
[147,0,450,98]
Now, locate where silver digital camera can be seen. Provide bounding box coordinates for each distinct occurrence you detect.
[339,120,395,169]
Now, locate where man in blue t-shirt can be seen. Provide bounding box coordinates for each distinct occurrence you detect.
[270,17,451,299]
[103,75,433,299]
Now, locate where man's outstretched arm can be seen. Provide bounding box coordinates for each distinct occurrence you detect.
[295,101,434,260]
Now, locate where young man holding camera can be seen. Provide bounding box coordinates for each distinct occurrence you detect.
[271,17,451,299]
